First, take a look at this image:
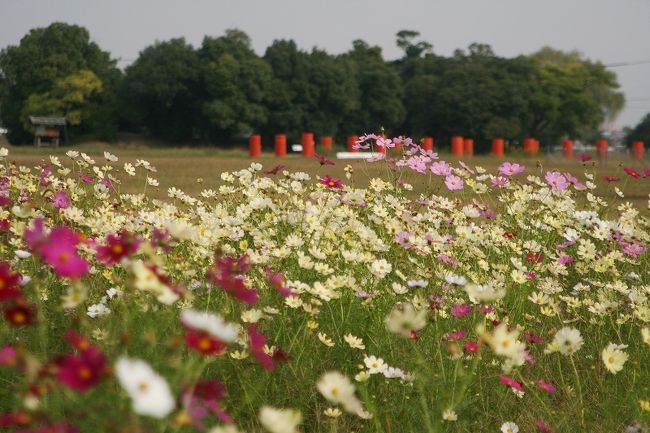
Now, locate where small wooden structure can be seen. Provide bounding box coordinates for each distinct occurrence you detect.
[29,116,66,147]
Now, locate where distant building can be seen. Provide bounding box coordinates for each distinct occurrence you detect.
[29,116,66,147]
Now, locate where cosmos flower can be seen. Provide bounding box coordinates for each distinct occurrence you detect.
[181,309,238,356]
[96,230,141,265]
[258,406,302,433]
[601,343,628,374]
[320,175,343,189]
[498,162,525,176]
[384,303,427,338]
[207,255,259,305]
[444,174,464,190]
[544,171,569,190]
[115,357,175,418]
[52,191,70,209]
[0,262,22,302]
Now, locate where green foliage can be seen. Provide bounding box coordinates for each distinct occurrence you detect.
[21,69,103,128]
[119,38,202,142]
[626,112,650,144]
[198,29,273,143]
[0,22,120,142]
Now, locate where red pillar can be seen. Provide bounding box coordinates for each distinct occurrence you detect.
[319,136,333,153]
[492,138,505,157]
[422,136,434,151]
[301,132,315,157]
[249,134,261,158]
[532,139,540,156]
[633,140,645,160]
[596,138,608,161]
[274,134,287,157]
[463,138,474,156]
[523,137,534,154]
[563,139,574,159]
[451,135,464,157]
[347,135,359,152]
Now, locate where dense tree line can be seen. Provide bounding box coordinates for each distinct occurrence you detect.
[0,22,637,151]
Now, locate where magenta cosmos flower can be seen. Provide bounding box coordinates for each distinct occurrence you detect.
[38,227,89,278]
[498,162,525,176]
[444,174,464,191]
[544,171,569,190]
[52,191,70,209]
[207,255,259,305]
[248,325,287,371]
[320,175,343,189]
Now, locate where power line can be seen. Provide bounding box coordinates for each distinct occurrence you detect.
[604,59,650,68]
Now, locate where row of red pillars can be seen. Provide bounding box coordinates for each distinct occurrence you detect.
[250,133,362,157]
[251,134,646,159]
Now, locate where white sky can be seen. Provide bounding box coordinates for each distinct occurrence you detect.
[1,0,649,128]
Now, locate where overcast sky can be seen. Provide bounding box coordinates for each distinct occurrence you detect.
[1,0,649,128]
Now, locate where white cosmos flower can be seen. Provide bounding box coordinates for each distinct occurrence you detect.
[464,282,505,303]
[501,421,519,433]
[115,357,175,418]
[363,355,387,374]
[444,274,467,286]
[180,309,238,342]
[545,327,584,356]
[601,343,628,374]
[316,371,363,414]
[14,250,31,259]
[384,303,427,338]
[369,259,392,279]
[258,406,302,433]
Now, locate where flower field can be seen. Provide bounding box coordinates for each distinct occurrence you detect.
[0,137,649,433]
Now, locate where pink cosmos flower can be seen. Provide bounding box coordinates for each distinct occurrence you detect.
[498,162,525,176]
[544,171,569,190]
[0,262,22,302]
[499,375,524,391]
[451,304,471,317]
[248,325,286,371]
[430,161,452,176]
[623,167,640,178]
[444,174,464,191]
[446,330,467,341]
[558,255,573,266]
[56,331,107,391]
[562,172,586,190]
[79,174,94,184]
[644,168,650,177]
[0,346,17,367]
[266,268,295,297]
[603,175,619,182]
[320,175,343,189]
[52,191,70,209]
[536,420,554,433]
[523,331,544,345]
[315,153,335,166]
[264,164,285,175]
[576,153,592,162]
[207,255,259,304]
[96,230,141,266]
[536,380,557,394]
[38,227,89,278]
[491,176,509,188]
[464,341,480,354]
[182,380,233,429]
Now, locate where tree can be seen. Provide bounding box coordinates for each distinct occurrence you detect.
[527,47,625,142]
[20,69,102,129]
[120,38,201,142]
[262,40,358,140]
[626,113,650,144]
[0,22,120,143]
[341,40,405,135]
[198,29,272,143]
